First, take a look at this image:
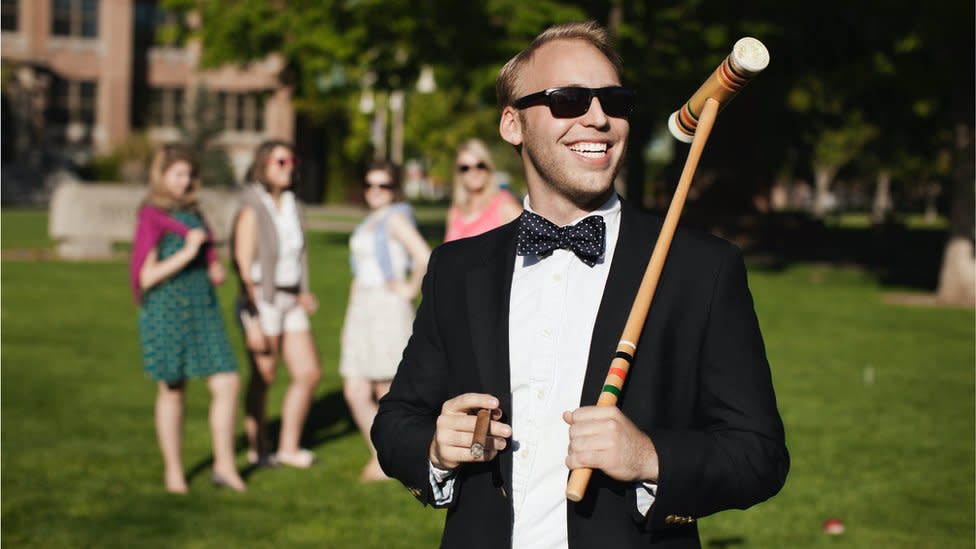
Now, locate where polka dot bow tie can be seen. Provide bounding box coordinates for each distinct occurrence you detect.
[516,211,606,266]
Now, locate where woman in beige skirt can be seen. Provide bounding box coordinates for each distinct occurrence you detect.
[340,160,430,481]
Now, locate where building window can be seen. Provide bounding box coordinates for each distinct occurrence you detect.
[52,0,99,38]
[1,0,17,32]
[50,79,97,125]
[149,87,185,128]
[214,91,265,132]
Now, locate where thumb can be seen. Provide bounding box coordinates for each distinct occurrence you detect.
[562,410,574,425]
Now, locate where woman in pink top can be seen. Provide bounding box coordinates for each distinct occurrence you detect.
[444,139,522,242]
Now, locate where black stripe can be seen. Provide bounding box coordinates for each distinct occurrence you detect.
[614,350,634,363]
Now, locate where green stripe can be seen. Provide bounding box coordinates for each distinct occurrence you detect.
[602,384,621,397]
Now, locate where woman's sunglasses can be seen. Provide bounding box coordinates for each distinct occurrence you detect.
[364,182,395,191]
[269,156,299,168]
[457,162,488,173]
[512,86,636,119]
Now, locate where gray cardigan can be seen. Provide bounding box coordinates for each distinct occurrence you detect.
[231,183,310,304]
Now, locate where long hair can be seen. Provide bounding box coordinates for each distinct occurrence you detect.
[451,138,497,208]
[246,139,296,191]
[145,143,201,210]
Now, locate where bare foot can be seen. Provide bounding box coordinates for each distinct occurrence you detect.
[275,448,316,469]
[211,468,247,492]
[359,459,389,483]
[165,469,188,494]
[247,450,279,468]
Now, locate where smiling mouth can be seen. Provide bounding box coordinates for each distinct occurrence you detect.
[568,142,609,159]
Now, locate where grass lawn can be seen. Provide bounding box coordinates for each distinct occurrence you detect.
[2,209,973,548]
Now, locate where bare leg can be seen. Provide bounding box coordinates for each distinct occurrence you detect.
[276,330,321,466]
[244,338,279,462]
[344,377,391,481]
[207,372,246,491]
[156,381,187,494]
[343,377,379,445]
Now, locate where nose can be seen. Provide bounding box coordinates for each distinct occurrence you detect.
[581,95,610,129]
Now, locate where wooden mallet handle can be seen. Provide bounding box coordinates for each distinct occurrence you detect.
[565,98,722,502]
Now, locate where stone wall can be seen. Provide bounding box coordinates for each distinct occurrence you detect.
[48,182,240,259]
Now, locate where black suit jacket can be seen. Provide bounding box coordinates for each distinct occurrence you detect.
[372,198,788,548]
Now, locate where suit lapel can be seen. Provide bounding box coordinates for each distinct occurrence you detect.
[580,201,659,406]
[465,225,517,495]
[465,225,517,406]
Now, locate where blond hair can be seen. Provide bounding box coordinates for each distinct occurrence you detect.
[496,21,622,109]
[451,138,497,207]
[145,143,201,210]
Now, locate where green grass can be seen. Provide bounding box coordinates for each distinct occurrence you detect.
[826,211,948,230]
[2,209,974,548]
[1,209,55,250]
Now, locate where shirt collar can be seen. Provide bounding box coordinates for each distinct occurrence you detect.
[522,192,621,227]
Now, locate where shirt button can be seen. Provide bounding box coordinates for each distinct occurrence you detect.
[542,327,552,337]
[536,389,545,400]
[552,273,562,283]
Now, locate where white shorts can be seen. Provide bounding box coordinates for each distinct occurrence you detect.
[240,286,310,337]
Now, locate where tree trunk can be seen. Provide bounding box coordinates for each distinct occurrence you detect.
[936,121,975,306]
[923,181,940,224]
[812,163,837,218]
[870,169,892,225]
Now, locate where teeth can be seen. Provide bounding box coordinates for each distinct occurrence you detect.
[569,142,608,156]
[569,143,607,152]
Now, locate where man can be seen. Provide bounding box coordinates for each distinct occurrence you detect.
[372,21,788,549]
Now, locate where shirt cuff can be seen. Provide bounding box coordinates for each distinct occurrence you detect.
[635,480,658,516]
[429,462,458,505]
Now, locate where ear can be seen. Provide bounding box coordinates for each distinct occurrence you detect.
[499,106,523,147]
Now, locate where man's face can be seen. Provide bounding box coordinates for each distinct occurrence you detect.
[501,39,630,219]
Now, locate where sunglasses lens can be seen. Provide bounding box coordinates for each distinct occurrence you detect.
[599,88,636,117]
[458,163,488,173]
[548,88,591,118]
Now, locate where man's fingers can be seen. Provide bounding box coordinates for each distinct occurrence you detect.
[441,393,500,415]
[568,417,623,439]
[489,420,512,438]
[566,449,604,470]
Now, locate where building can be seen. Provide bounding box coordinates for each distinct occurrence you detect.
[0,0,294,180]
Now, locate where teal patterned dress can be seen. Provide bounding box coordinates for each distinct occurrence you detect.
[138,210,237,383]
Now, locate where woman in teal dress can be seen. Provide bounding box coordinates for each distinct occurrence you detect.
[131,144,246,493]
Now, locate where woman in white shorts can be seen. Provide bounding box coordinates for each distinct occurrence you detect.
[232,140,322,469]
[340,160,430,481]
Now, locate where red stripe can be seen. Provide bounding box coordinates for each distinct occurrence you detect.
[609,367,628,379]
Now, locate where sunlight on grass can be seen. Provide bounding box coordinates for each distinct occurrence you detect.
[2,208,973,548]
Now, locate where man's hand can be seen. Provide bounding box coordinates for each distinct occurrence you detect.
[563,406,659,483]
[429,393,511,471]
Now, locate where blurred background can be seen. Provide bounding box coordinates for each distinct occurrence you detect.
[1,1,973,548]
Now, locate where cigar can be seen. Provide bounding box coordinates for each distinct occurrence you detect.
[470,408,491,460]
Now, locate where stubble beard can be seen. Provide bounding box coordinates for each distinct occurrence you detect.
[522,132,626,212]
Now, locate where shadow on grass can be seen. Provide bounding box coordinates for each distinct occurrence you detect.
[675,209,947,291]
[184,389,356,482]
[707,537,746,548]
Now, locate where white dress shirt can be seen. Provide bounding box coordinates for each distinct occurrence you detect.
[430,194,655,549]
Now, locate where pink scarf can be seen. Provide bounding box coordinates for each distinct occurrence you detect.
[129,205,216,303]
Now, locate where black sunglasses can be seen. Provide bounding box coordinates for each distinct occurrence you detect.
[457,162,488,173]
[364,182,395,190]
[512,86,636,118]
